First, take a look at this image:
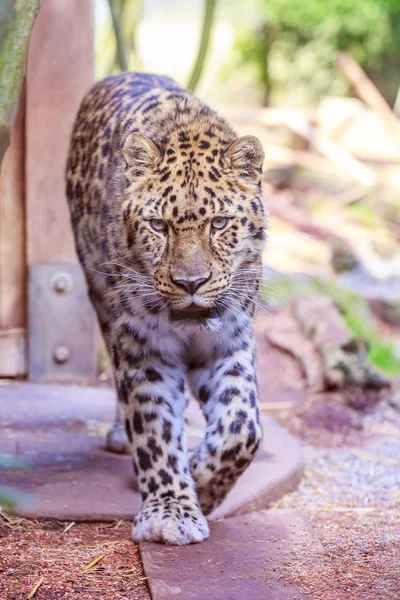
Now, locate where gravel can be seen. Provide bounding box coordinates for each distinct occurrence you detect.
[275,401,400,599]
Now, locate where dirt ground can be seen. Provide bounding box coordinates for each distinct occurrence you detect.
[0,518,150,600]
[2,401,399,600]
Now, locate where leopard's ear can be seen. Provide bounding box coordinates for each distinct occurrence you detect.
[123,133,160,184]
[225,135,264,185]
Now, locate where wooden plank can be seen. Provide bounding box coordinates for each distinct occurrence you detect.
[0,88,26,330]
[0,329,26,376]
[25,0,96,381]
[0,88,27,375]
[25,0,94,265]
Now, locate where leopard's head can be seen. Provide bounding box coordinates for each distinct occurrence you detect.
[121,125,267,327]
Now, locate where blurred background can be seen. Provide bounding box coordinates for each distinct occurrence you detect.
[94,0,400,378]
[95,0,400,107]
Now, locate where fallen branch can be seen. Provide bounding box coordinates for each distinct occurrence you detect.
[83,553,106,572]
[274,108,376,187]
[336,52,400,143]
[266,323,322,390]
[27,577,44,599]
[291,296,390,390]
[266,190,347,242]
[264,146,338,173]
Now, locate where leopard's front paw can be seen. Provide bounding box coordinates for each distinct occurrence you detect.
[131,499,209,545]
[196,485,226,516]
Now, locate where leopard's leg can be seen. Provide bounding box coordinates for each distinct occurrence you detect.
[105,395,130,454]
[88,287,130,454]
[188,319,262,515]
[112,319,209,545]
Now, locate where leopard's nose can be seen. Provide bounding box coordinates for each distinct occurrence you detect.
[171,273,211,294]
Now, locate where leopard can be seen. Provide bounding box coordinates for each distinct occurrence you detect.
[66,72,267,545]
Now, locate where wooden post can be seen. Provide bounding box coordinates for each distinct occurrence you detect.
[0,90,26,376]
[25,0,97,381]
[25,0,94,265]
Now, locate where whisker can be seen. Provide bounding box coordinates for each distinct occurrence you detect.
[112,283,156,292]
[230,285,283,302]
[99,260,151,280]
[109,238,139,269]
[230,292,274,317]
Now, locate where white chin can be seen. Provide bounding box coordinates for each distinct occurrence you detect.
[171,317,223,334]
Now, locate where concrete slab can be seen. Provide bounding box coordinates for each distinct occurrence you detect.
[140,510,322,600]
[0,382,303,521]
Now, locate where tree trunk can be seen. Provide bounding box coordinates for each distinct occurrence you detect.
[187,0,217,93]
[108,0,128,72]
[0,0,40,165]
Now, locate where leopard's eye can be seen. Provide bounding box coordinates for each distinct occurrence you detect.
[211,216,229,230]
[149,218,168,233]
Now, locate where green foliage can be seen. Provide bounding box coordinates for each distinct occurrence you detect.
[346,202,383,230]
[0,455,30,512]
[0,0,14,44]
[264,274,400,375]
[0,455,29,470]
[0,486,23,511]
[0,0,40,163]
[223,0,400,105]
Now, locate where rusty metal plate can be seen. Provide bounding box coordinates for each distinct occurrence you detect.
[28,264,97,382]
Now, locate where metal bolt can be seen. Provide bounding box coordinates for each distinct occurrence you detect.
[51,272,73,294]
[53,345,71,364]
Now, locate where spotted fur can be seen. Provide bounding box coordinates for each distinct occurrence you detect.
[66,73,267,545]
